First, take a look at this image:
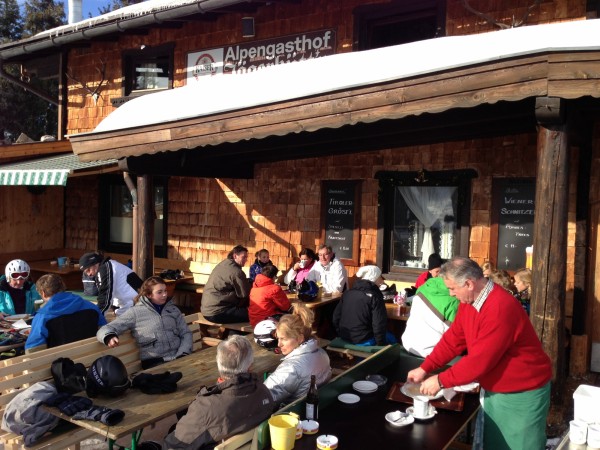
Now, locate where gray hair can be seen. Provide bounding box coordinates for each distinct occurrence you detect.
[216,335,254,379]
[439,256,484,285]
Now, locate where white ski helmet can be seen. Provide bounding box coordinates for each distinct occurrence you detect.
[253,319,278,349]
[5,259,30,280]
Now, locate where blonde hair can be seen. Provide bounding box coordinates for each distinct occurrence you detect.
[488,269,515,293]
[36,274,66,298]
[514,268,532,288]
[277,303,314,342]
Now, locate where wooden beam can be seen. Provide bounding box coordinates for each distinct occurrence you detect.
[136,174,154,280]
[532,96,568,404]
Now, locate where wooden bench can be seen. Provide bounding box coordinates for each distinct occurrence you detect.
[0,313,205,450]
[194,312,254,340]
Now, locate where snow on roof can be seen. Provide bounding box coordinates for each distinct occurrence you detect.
[36,0,216,38]
[92,19,600,134]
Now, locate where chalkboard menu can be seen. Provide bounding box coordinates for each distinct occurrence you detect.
[321,181,360,265]
[492,178,535,271]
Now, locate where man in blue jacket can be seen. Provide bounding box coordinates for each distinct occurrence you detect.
[26,274,106,350]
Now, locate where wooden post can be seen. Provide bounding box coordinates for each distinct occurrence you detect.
[136,174,154,281]
[532,96,568,403]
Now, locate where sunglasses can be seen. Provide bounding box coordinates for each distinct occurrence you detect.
[10,272,29,280]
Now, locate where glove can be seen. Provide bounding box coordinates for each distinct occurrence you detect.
[131,371,183,395]
[73,405,125,426]
[44,393,93,416]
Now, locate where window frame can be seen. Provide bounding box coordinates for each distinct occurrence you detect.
[122,43,175,97]
[353,0,446,51]
[98,174,168,258]
[376,169,476,281]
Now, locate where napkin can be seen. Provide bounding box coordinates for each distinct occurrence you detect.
[11,320,31,330]
[442,388,456,402]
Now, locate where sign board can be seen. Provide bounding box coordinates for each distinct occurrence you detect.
[321,181,360,266]
[186,29,336,83]
[491,178,535,271]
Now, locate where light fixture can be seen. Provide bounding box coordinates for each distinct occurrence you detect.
[242,17,255,38]
[414,169,429,183]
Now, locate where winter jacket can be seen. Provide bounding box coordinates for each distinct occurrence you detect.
[248,274,291,327]
[95,257,143,316]
[97,297,192,363]
[249,259,278,282]
[332,279,388,345]
[25,291,107,349]
[0,275,41,316]
[264,338,331,405]
[307,258,348,293]
[1,381,59,446]
[201,258,250,318]
[401,277,459,357]
[163,373,274,450]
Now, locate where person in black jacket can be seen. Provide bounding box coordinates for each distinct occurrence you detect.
[332,265,396,346]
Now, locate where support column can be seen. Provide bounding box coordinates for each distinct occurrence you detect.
[136,174,154,281]
[532,96,568,402]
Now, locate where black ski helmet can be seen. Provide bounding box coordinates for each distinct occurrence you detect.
[86,355,130,397]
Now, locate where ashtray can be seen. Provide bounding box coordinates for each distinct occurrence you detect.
[366,374,388,387]
[316,434,338,450]
[301,419,319,434]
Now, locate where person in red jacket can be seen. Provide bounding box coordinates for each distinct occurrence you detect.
[248,265,291,327]
[407,256,552,450]
[414,253,443,288]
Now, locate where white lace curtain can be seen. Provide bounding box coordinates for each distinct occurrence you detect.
[398,186,457,264]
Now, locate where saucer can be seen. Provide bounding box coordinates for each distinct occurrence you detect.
[406,406,437,421]
[338,393,360,404]
[385,411,414,427]
[401,382,444,400]
[352,380,378,393]
[365,374,388,387]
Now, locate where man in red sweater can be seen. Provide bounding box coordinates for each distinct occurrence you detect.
[407,256,552,450]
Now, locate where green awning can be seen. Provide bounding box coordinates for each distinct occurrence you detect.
[0,154,118,186]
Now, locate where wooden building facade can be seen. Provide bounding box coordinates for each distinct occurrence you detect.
[1,0,600,385]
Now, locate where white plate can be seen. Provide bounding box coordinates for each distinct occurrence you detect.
[401,382,444,400]
[338,393,360,404]
[4,314,29,322]
[19,328,31,337]
[385,411,415,427]
[352,380,378,393]
[454,382,480,392]
[406,406,437,421]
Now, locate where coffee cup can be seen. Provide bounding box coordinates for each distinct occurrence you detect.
[413,396,430,418]
[299,260,306,269]
[587,423,600,448]
[569,419,587,445]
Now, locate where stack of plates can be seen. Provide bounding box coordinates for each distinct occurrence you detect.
[352,380,378,394]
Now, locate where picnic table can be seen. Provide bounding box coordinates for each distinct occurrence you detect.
[44,335,283,449]
[29,259,83,290]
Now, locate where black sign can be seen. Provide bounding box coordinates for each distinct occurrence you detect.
[494,179,535,271]
[322,181,360,264]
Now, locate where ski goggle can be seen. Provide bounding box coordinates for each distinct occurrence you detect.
[9,272,29,280]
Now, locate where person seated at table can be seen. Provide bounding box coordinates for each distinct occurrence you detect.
[248,248,278,282]
[264,303,331,405]
[97,276,192,369]
[401,276,459,357]
[332,265,396,346]
[0,259,41,317]
[162,335,275,450]
[513,267,532,314]
[283,247,317,287]
[488,269,516,295]
[248,265,291,327]
[307,244,348,294]
[414,253,443,288]
[201,245,251,324]
[79,252,143,317]
[481,260,495,278]
[26,274,106,350]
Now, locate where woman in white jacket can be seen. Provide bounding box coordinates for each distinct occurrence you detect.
[264,304,331,405]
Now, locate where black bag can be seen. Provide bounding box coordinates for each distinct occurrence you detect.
[51,357,87,394]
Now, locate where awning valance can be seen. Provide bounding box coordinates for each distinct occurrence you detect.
[0,154,118,186]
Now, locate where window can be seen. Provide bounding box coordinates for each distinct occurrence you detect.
[99,175,168,257]
[377,169,476,279]
[354,0,445,50]
[123,44,174,96]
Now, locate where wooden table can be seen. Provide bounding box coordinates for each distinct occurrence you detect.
[29,260,83,290]
[162,276,194,297]
[44,337,283,449]
[276,344,480,450]
[286,291,341,339]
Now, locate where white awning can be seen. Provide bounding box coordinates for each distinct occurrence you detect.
[0,154,118,186]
